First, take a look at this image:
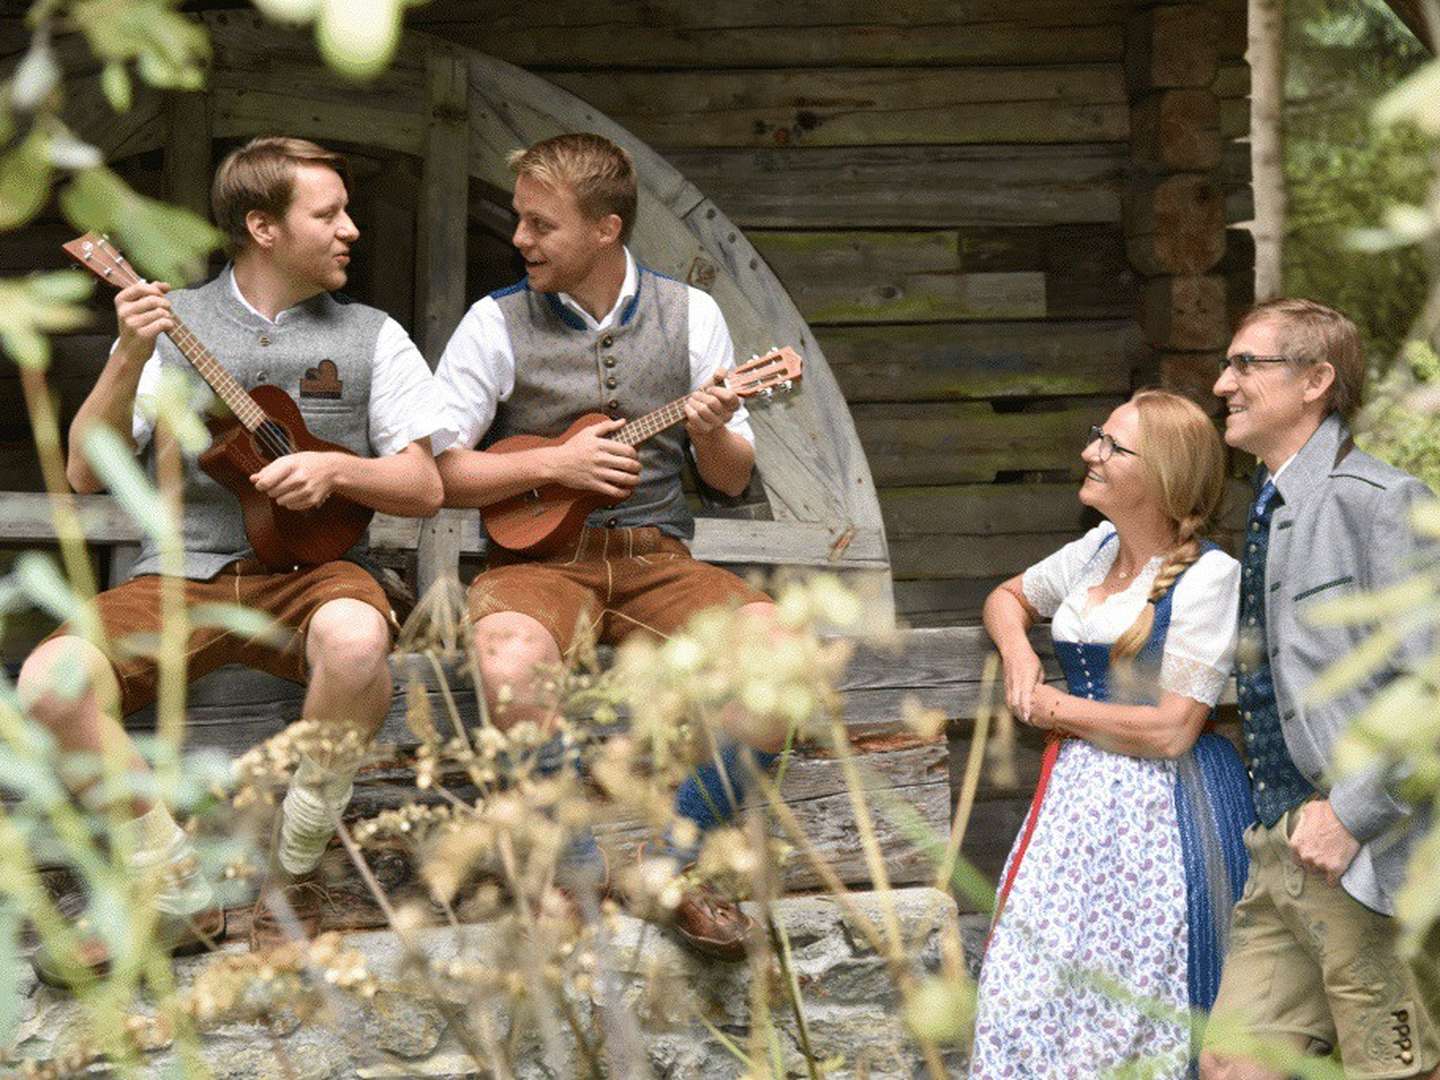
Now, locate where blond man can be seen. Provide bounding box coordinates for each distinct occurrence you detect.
[435,133,782,959]
[21,137,451,976]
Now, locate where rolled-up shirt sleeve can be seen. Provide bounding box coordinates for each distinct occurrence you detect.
[687,288,754,446]
[434,298,515,450]
[366,318,457,457]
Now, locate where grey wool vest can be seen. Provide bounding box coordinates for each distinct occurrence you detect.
[487,268,695,540]
[131,268,386,580]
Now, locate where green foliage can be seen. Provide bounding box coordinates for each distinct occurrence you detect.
[1284,0,1440,368]
[1356,341,1440,492]
[1284,0,1436,365]
[0,270,92,369]
[251,0,422,81]
[59,166,221,285]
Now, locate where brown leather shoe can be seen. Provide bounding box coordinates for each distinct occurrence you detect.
[667,879,755,962]
[248,876,333,952]
[32,891,226,988]
[632,847,755,962]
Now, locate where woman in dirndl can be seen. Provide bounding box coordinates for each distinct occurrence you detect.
[968,389,1257,1078]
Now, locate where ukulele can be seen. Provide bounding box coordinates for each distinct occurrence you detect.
[483,346,804,556]
[63,232,374,569]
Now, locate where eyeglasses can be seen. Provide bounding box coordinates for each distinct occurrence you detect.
[1086,425,1140,462]
[1218,352,1303,377]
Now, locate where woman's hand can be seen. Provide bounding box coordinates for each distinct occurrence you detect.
[1001,646,1046,722]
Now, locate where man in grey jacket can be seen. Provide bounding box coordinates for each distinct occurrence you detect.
[1201,299,1438,1080]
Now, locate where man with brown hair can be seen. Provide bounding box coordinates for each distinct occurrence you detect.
[435,132,783,959]
[20,136,452,977]
[1201,298,1439,1079]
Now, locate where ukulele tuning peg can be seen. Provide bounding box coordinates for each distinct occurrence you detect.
[781,380,793,391]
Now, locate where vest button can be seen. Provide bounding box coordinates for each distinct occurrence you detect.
[605,375,618,389]
[607,399,619,411]
[601,335,614,348]
[603,357,616,368]
[606,516,618,527]
[256,370,268,382]
[258,335,271,347]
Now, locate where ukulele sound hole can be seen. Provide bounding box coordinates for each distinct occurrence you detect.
[254,419,296,462]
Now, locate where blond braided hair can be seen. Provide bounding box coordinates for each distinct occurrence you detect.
[1107,389,1227,661]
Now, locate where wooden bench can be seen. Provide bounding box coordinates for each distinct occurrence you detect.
[0,491,1009,922]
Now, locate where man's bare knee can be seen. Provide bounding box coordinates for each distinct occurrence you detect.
[472,612,560,729]
[307,600,391,684]
[18,636,116,730]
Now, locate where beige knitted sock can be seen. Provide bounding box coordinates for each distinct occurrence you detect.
[114,803,214,916]
[276,753,356,876]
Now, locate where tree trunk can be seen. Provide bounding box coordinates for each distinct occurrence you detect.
[1250,0,1286,301]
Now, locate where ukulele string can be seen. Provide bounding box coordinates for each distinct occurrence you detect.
[165,322,295,462]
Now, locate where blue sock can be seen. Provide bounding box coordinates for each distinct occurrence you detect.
[662,742,779,863]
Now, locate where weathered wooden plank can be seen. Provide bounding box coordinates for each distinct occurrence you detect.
[62,74,166,161]
[209,85,425,156]
[854,400,1120,486]
[662,144,1129,229]
[894,577,1005,626]
[544,66,1130,149]
[414,45,470,360]
[820,320,1143,402]
[412,0,1131,68]
[753,226,1136,324]
[880,484,1096,537]
[892,533,1073,580]
[0,493,890,570]
[163,91,212,217]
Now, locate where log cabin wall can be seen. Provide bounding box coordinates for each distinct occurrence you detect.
[0,0,1254,634]
[408,0,1253,626]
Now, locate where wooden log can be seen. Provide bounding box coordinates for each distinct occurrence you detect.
[853,399,1121,486]
[880,484,1096,537]
[163,91,212,218]
[1221,139,1254,226]
[1130,89,1222,172]
[660,144,1129,229]
[411,0,1132,68]
[819,320,1143,402]
[544,66,1130,149]
[1213,0,1249,59]
[893,577,1004,626]
[1157,352,1226,413]
[751,227,1137,325]
[1125,173,1227,276]
[891,533,1079,581]
[1141,275,1229,351]
[1125,3,1220,92]
[1219,226,1257,326]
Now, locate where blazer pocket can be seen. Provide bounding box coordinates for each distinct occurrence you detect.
[1292,575,1354,603]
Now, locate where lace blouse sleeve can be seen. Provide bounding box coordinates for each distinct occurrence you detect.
[1021,523,1116,619]
[1160,549,1241,706]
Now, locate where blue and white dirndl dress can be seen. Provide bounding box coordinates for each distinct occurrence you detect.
[969,523,1256,1079]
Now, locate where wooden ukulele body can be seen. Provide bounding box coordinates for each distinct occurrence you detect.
[198,384,375,568]
[482,413,626,557]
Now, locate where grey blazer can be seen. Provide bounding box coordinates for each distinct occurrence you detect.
[1261,413,1435,914]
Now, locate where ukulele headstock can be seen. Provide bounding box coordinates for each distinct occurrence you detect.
[61,232,142,289]
[728,346,804,401]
